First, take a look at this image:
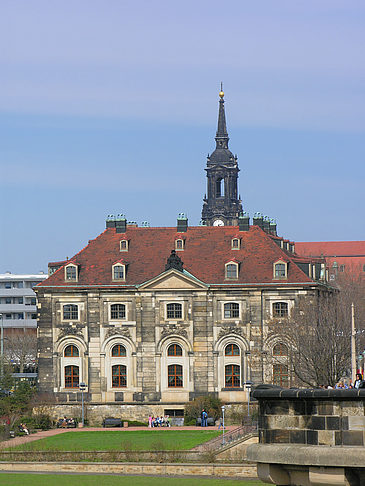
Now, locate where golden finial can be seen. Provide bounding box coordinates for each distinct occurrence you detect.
[219,81,224,99]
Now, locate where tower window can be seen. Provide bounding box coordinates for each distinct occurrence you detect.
[225,364,240,388]
[273,343,288,356]
[216,178,224,197]
[225,344,240,356]
[112,344,126,357]
[65,365,79,388]
[273,364,288,387]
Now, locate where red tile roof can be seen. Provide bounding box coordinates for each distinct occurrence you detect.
[38,226,321,288]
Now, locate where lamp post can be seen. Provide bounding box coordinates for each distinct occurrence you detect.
[245,380,253,417]
[79,382,86,427]
[221,405,225,446]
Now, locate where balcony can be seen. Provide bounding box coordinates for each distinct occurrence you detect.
[1,319,37,328]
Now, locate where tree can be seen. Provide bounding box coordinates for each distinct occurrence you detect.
[270,290,353,387]
[4,331,37,373]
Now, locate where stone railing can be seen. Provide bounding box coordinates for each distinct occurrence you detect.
[246,385,365,486]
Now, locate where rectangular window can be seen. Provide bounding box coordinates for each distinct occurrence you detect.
[18,297,23,304]
[5,298,11,304]
[17,313,24,319]
[226,264,238,279]
[30,297,36,305]
[5,314,11,319]
[224,302,240,319]
[166,303,182,319]
[5,282,11,289]
[63,304,79,320]
[275,263,286,278]
[273,302,288,318]
[66,266,77,281]
[113,265,125,280]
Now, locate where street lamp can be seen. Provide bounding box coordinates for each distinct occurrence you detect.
[221,406,225,446]
[245,380,253,417]
[79,382,87,427]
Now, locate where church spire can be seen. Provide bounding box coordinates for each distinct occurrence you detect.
[215,83,229,150]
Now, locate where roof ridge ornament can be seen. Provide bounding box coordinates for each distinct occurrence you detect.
[165,250,184,272]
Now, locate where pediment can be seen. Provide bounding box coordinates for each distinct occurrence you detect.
[139,269,207,290]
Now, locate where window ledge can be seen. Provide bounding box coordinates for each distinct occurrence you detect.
[221,387,245,391]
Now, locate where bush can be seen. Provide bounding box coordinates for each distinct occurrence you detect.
[125,420,147,427]
[184,395,223,423]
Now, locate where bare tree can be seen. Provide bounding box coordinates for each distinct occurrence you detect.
[5,331,37,373]
[270,291,353,387]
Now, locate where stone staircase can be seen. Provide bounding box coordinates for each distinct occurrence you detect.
[192,424,257,452]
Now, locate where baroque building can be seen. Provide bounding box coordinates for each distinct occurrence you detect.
[35,91,330,421]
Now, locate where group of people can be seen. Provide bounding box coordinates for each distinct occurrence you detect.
[320,373,365,390]
[19,423,29,435]
[60,416,76,427]
[148,415,170,427]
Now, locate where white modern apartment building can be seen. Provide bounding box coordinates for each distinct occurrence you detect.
[0,272,48,333]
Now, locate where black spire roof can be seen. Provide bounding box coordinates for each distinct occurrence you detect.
[208,88,236,166]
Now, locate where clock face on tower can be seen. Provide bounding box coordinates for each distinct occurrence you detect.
[213,219,225,226]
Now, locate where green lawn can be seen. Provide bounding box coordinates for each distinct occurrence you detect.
[9,430,221,451]
[0,474,263,485]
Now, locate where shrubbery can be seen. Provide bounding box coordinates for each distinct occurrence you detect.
[184,395,223,424]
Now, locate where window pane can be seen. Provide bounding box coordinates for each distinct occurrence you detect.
[225,344,240,356]
[225,364,240,388]
[168,364,183,387]
[166,303,182,319]
[113,265,125,280]
[224,302,239,318]
[168,344,183,356]
[275,263,286,278]
[64,345,79,357]
[65,365,79,388]
[226,264,238,279]
[112,365,127,387]
[112,345,126,357]
[63,304,78,320]
[273,302,288,318]
[111,304,126,319]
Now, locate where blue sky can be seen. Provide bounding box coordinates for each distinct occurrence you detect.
[1,1,365,273]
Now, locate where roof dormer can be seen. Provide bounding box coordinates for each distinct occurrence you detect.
[64,263,78,282]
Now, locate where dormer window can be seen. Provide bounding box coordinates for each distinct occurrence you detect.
[231,238,240,250]
[112,263,126,281]
[65,264,78,282]
[175,239,184,251]
[120,240,128,252]
[225,261,239,279]
[274,260,288,279]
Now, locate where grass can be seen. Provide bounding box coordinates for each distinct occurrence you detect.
[0,474,264,485]
[9,430,221,451]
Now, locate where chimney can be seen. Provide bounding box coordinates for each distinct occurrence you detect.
[269,219,277,236]
[238,212,250,231]
[253,212,264,229]
[263,216,270,233]
[177,213,188,232]
[106,214,116,228]
[115,214,127,233]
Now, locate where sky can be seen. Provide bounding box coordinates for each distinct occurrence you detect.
[1,0,365,274]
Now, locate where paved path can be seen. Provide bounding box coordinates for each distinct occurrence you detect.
[0,425,237,449]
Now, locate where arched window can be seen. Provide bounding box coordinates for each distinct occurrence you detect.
[225,263,238,279]
[225,364,240,388]
[175,239,184,250]
[64,345,79,357]
[111,344,126,357]
[273,302,288,318]
[168,364,183,387]
[166,303,182,319]
[110,303,126,320]
[225,344,240,356]
[63,304,78,320]
[273,364,289,387]
[65,365,79,388]
[273,343,288,356]
[120,240,128,251]
[167,344,183,356]
[231,238,240,249]
[112,365,127,388]
[224,302,239,319]
[216,178,224,197]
